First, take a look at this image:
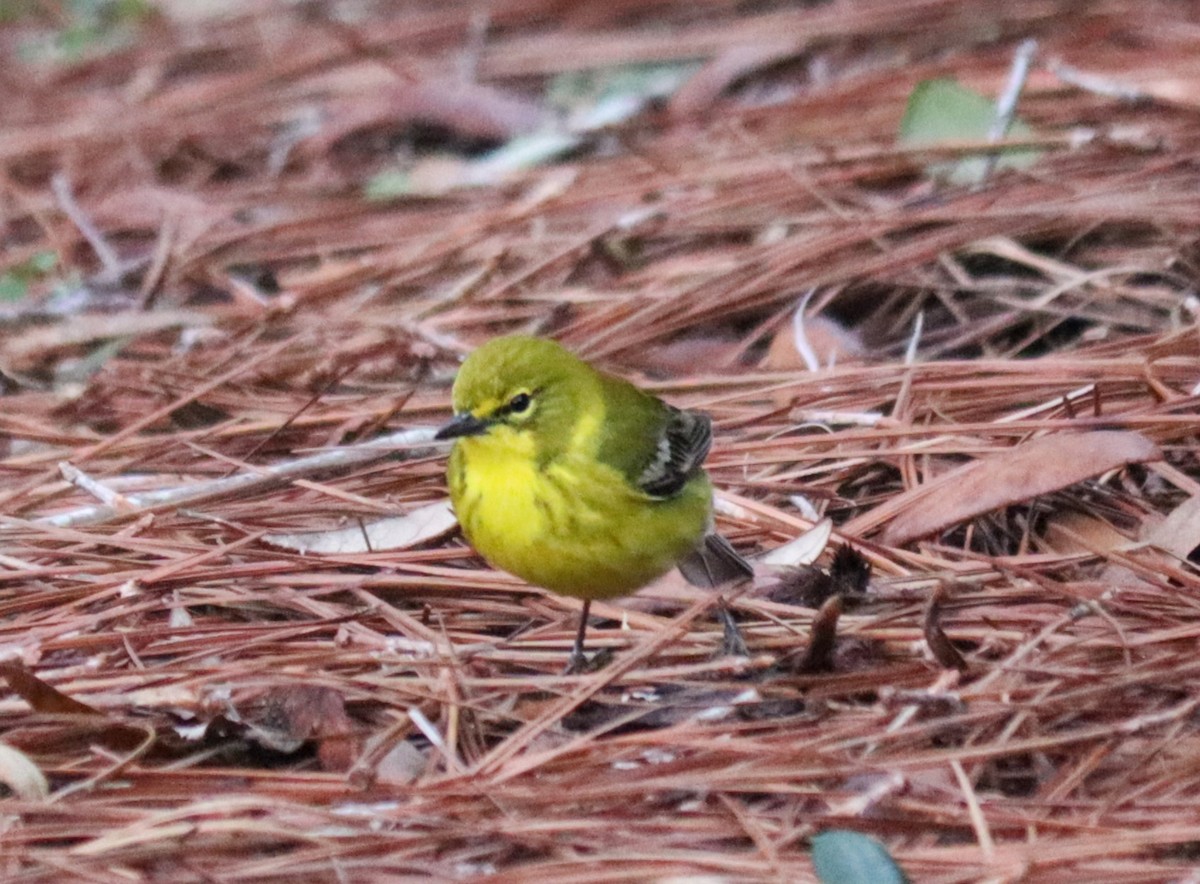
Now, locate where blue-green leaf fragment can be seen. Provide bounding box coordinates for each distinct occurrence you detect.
[812,830,909,884]
[899,78,1041,185]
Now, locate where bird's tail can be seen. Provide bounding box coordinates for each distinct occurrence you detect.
[678,533,754,588]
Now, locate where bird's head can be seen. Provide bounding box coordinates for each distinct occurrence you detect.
[435,335,592,459]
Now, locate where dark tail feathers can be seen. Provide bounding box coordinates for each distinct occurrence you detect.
[678,533,754,588]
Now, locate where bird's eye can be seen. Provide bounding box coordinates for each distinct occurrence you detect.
[508,392,531,413]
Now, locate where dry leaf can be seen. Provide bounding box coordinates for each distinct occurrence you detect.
[238,686,358,771]
[1141,494,1200,559]
[303,81,545,162]
[375,740,428,786]
[0,663,155,754]
[264,500,457,554]
[924,585,967,671]
[758,518,832,566]
[0,742,50,800]
[0,662,103,716]
[795,596,841,673]
[761,315,866,373]
[877,431,1162,547]
[1042,510,1132,555]
[1099,494,1200,589]
[668,40,806,118]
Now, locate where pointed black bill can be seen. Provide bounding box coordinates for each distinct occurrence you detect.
[435,412,491,440]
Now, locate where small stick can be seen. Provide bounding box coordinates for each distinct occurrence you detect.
[51,173,122,280]
[982,39,1037,181]
[23,427,442,530]
[1048,58,1147,102]
[58,463,133,511]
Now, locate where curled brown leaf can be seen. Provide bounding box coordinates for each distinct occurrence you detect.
[924,584,967,671]
[877,431,1162,547]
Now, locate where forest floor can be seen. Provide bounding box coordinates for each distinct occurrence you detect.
[3,1,1200,881]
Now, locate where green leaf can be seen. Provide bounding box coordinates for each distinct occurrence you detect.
[55,337,128,386]
[66,0,152,25]
[547,62,699,114]
[364,169,414,201]
[365,60,700,199]
[0,250,61,301]
[811,830,909,884]
[27,251,58,274]
[548,61,700,132]
[16,0,151,65]
[899,78,1041,185]
[0,1,37,22]
[0,273,29,302]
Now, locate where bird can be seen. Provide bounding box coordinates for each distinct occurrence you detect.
[436,334,752,671]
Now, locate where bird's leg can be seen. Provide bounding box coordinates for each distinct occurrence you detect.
[565,599,592,674]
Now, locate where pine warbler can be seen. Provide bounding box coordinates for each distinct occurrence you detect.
[437,335,751,671]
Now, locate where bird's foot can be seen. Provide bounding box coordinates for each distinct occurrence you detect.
[717,599,749,657]
[563,649,588,675]
[562,647,614,675]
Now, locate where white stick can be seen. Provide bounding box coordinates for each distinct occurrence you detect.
[24,427,444,530]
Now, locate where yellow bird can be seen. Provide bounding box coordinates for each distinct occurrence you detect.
[436,335,751,670]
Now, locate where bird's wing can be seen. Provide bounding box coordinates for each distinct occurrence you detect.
[592,371,713,498]
[636,407,712,498]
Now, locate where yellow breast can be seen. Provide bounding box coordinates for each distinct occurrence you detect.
[447,426,711,600]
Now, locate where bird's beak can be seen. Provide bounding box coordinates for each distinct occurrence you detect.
[435,412,491,440]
